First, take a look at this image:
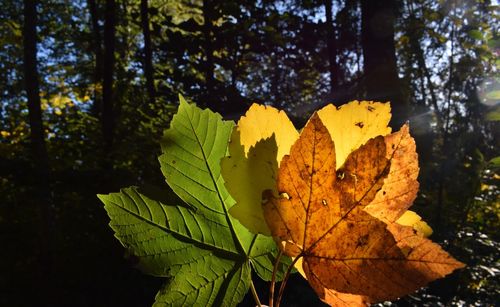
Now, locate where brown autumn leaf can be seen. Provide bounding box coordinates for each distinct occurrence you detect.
[263,114,464,305]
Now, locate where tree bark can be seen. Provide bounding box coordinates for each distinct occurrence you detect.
[88,0,103,117]
[22,0,53,294]
[102,0,116,153]
[361,0,406,127]
[140,0,155,107]
[202,0,216,110]
[410,20,442,129]
[324,0,340,98]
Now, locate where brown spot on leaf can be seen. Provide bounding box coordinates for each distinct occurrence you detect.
[356,234,369,247]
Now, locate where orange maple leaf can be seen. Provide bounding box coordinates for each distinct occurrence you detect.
[263,114,464,306]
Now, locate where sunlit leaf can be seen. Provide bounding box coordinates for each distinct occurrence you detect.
[221,104,298,234]
[236,103,298,163]
[396,210,433,237]
[317,101,392,167]
[100,96,285,306]
[263,113,464,305]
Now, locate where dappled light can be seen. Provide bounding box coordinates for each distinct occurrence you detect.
[0,0,498,306]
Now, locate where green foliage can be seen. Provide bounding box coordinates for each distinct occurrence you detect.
[489,156,500,167]
[485,108,500,121]
[98,97,287,306]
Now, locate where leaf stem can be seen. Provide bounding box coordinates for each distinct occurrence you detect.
[250,279,262,307]
[269,249,283,307]
[275,254,301,307]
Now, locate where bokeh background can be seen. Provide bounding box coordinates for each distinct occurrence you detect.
[0,0,498,306]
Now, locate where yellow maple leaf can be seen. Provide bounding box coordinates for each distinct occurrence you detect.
[396,210,433,237]
[221,104,298,234]
[237,103,299,163]
[222,101,428,239]
[319,101,428,236]
[222,132,278,235]
[317,101,392,167]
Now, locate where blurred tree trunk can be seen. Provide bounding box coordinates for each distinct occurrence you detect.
[202,0,217,110]
[324,0,340,99]
[88,0,103,117]
[22,0,53,296]
[102,0,116,156]
[406,2,442,129]
[361,0,407,127]
[140,0,155,106]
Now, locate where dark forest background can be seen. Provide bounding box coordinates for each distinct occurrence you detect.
[0,0,499,306]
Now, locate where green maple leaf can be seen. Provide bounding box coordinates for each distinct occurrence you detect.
[98,96,287,306]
